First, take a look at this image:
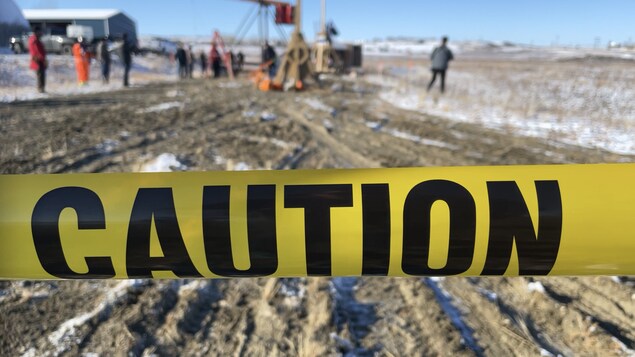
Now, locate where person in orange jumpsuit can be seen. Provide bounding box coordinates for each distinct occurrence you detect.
[72,37,91,85]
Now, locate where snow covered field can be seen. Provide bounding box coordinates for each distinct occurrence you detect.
[364,42,635,155]
[3,39,635,156]
[0,53,177,102]
[362,38,635,61]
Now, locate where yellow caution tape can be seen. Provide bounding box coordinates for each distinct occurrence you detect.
[1,164,634,279]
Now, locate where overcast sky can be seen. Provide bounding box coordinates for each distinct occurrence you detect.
[15,0,635,46]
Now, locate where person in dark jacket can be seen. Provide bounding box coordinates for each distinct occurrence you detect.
[121,33,134,87]
[28,26,47,93]
[200,51,208,77]
[96,37,111,84]
[237,51,245,71]
[187,45,195,78]
[427,36,454,93]
[175,44,188,79]
[262,42,277,77]
[210,43,221,78]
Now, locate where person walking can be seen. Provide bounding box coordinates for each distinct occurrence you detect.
[72,37,90,85]
[210,43,221,78]
[175,44,188,79]
[427,36,454,93]
[28,26,47,93]
[121,33,134,87]
[96,37,111,84]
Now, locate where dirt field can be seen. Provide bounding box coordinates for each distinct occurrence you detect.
[1,63,634,356]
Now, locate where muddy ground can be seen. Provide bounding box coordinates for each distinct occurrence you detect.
[0,71,634,356]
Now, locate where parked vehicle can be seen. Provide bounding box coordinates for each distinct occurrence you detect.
[138,36,177,56]
[9,25,93,55]
[10,32,73,55]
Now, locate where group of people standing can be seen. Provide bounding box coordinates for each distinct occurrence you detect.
[29,30,454,95]
[175,42,245,80]
[93,33,134,86]
[28,27,136,93]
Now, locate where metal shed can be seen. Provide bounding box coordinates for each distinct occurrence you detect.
[22,9,137,43]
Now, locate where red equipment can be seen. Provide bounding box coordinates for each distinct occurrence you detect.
[212,31,235,80]
[275,4,295,24]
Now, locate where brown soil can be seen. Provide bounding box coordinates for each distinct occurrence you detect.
[1,70,633,356]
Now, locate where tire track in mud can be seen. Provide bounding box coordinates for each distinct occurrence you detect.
[1,281,131,356]
[329,277,379,355]
[171,278,336,357]
[422,278,485,356]
[73,280,183,356]
[354,278,475,356]
[289,84,628,356]
[439,278,544,356]
[467,278,569,356]
[137,280,223,356]
[18,280,151,357]
[452,276,635,356]
[539,278,635,351]
[283,107,381,169]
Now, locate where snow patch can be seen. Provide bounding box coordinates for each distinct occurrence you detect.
[165,89,184,97]
[279,278,306,308]
[365,121,381,130]
[95,139,119,155]
[140,153,187,172]
[218,81,246,89]
[527,281,546,294]
[303,97,335,115]
[540,348,555,357]
[137,101,183,113]
[81,353,100,357]
[233,162,250,171]
[269,138,292,148]
[260,112,277,122]
[423,278,484,355]
[323,118,334,132]
[242,110,257,118]
[385,128,459,150]
[611,336,635,356]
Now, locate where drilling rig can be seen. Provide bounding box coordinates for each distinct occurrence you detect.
[271,0,314,90]
[313,0,343,74]
[237,0,313,90]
